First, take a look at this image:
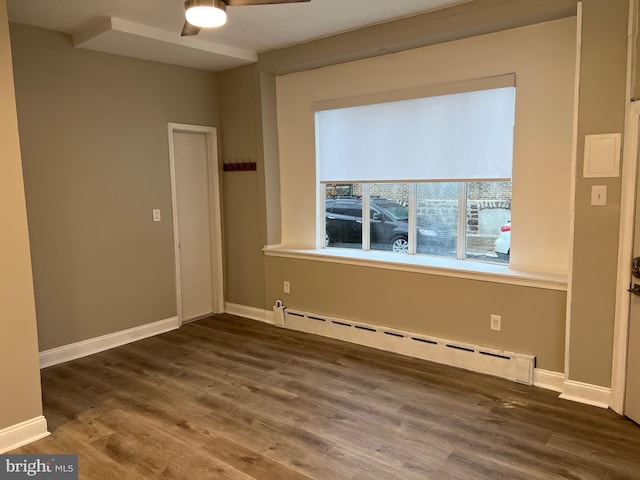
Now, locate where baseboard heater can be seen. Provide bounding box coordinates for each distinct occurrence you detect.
[281,309,535,385]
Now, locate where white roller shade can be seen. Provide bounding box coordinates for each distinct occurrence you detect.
[316,86,515,183]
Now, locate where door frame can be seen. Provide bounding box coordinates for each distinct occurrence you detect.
[610,0,638,415]
[612,100,640,414]
[167,122,224,324]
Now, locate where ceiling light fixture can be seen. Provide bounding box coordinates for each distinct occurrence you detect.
[184,0,227,28]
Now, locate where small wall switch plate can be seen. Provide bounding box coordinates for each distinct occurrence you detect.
[283,281,290,294]
[152,209,161,222]
[590,185,607,206]
[490,314,502,331]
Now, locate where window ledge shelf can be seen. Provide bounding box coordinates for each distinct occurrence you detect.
[263,246,568,291]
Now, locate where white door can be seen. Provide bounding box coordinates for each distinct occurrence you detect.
[169,124,224,323]
[627,172,640,423]
[626,103,640,424]
[628,290,640,423]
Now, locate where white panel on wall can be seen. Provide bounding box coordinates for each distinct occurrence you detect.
[583,133,621,178]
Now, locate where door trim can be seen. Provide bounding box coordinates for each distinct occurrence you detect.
[563,1,582,385]
[167,123,224,324]
[611,101,640,414]
[611,0,639,414]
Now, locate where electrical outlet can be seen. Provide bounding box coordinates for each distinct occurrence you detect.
[490,314,501,331]
[283,281,290,294]
[152,209,161,222]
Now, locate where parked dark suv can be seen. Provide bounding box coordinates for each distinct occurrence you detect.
[325,196,454,254]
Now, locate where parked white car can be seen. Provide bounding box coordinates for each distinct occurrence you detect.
[495,222,511,258]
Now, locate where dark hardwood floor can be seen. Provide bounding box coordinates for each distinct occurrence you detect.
[14,314,640,479]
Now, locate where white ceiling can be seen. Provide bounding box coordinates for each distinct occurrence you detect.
[7,0,470,71]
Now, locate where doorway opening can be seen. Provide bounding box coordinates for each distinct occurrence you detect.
[167,123,224,324]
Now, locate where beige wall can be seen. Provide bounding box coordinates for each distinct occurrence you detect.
[0,1,43,429]
[269,18,577,370]
[220,0,633,384]
[218,65,266,308]
[259,72,282,247]
[276,18,576,274]
[259,0,577,75]
[10,24,219,351]
[265,257,566,371]
[568,0,629,387]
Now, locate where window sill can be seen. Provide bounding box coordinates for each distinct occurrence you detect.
[263,246,568,291]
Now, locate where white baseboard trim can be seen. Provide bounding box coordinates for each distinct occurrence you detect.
[39,316,180,369]
[224,303,271,324]
[533,369,565,392]
[0,416,49,454]
[560,380,611,409]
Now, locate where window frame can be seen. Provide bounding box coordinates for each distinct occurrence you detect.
[316,77,516,265]
[321,180,511,265]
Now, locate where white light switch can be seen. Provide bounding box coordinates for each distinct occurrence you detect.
[590,186,607,206]
[152,209,161,222]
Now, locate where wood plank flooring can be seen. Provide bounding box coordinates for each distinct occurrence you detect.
[14,314,640,479]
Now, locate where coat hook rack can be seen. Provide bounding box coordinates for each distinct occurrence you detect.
[223,157,256,172]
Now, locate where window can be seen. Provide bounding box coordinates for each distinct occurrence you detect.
[317,78,515,264]
[323,181,511,263]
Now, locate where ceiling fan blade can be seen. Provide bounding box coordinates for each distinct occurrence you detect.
[224,0,310,6]
[181,21,201,36]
